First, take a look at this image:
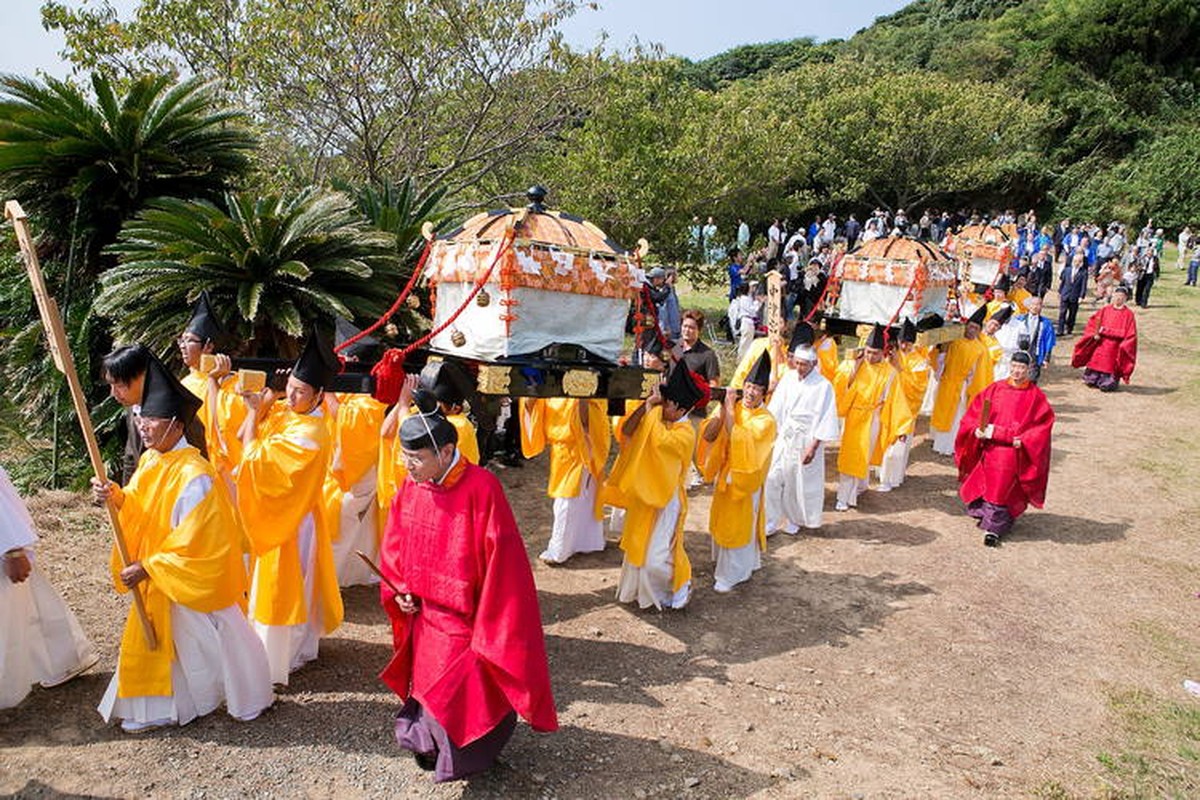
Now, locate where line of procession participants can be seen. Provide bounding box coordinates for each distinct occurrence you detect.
[2,282,1138,780]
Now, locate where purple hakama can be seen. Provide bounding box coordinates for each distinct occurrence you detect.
[395,698,517,782]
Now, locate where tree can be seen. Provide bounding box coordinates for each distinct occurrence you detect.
[95,188,400,356]
[0,72,255,269]
[43,0,601,200]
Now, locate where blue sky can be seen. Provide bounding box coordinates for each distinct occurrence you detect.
[1,1,909,78]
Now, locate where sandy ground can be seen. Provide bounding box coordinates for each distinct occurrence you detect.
[2,284,1198,799]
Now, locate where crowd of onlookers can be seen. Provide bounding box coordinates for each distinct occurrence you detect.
[661,208,1193,363]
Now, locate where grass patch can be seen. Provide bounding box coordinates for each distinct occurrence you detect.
[1093,687,1200,799]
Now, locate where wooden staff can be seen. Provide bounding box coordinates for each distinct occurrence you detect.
[5,200,157,650]
[355,550,404,596]
[977,397,992,434]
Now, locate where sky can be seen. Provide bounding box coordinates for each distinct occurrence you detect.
[0,0,909,79]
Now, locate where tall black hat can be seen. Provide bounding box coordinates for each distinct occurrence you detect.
[1011,351,1032,365]
[399,389,459,451]
[991,304,1014,325]
[185,290,223,343]
[746,349,772,388]
[900,318,918,344]
[662,364,709,411]
[866,323,887,350]
[419,360,474,406]
[139,353,202,424]
[967,304,988,327]
[334,317,379,361]
[292,327,340,390]
[789,321,815,352]
[995,274,1012,292]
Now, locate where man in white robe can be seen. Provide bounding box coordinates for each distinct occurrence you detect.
[764,342,840,533]
[1,465,97,709]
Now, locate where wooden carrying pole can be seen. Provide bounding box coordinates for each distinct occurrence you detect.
[5,200,157,650]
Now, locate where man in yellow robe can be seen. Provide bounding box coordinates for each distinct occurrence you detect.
[981,305,1020,381]
[604,365,707,610]
[697,351,776,592]
[236,331,344,686]
[520,397,611,564]
[879,319,931,489]
[833,324,914,510]
[321,319,388,587]
[729,331,788,393]
[92,354,273,732]
[930,305,994,456]
[176,292,247,483]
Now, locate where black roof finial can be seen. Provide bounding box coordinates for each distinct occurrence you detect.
[526,185,548,211]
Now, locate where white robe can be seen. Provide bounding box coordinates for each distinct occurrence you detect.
[330,464,380,587]
[1,466,96,709]
[712,490,763,592]
[616,494,690,610]
[541,473,606,564]
[763,369,840,531]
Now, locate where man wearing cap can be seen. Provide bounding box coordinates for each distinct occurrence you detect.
[101,344,208,485]
[955,351,1056,546]
[321,318,388,587]
[832,324,913,509]
[763,326,840,533]
[235,330,344,685]
[604,365,709,609]
[929,305,994,456]
[879,319,932,490]
[1071,283,1138,391]
[697,351,777,592]
[519,394,611,564]
[178,292,247,486]
[91,353,273,731]
[379,391,557,781]
[2,463,98,709]
[984,275,1016,321]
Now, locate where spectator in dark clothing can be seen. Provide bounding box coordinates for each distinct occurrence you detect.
[1057,252,1089,335]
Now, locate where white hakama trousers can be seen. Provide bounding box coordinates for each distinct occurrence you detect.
[1,565,97,709]
[930,385,969,456]
[764,441,827,532]
[616,494,691,610]
[331,467,380,587]
[878,436,912,489]
[540,473,605,564]
[98,603,273,730]
[250,513,322,685]
[712,491,763,592]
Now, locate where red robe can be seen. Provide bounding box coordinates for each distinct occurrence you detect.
[1070,304,1138,382]
[955,380,1055,518]
[378,457,557,747]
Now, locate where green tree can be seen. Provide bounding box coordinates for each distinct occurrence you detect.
[0,72,255,269]
[95,188,399,356]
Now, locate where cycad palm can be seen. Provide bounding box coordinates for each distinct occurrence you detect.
[0,72,255,266]
[96,187,400,356]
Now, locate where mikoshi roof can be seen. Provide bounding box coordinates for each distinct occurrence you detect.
[839,235,958,287]
[846,235,956,263]
[439,203,628,255]
[957,223,1013,245]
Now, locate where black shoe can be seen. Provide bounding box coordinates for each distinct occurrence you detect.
[983,533,1000,547]
[414,751,437,771]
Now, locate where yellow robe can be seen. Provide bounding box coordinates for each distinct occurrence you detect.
[110,445,247,698]
[602,405,695,592]
[897,346,933,417]
[236,408,342,634]
[816,336,840,383]
[1009,288,1032,312]
[520,398,611,514]
[834,360,914,479]
[729,337,789,390]
[930,337,993,432]
[320,394,387,543]
[696,403,776,550]
[182,369,248,478]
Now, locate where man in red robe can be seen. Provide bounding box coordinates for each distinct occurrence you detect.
[955,351,1055,546]
[378,390,557,781]
[1071,283,1138,392]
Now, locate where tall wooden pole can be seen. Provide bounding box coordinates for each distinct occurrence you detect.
[5,200,157,650]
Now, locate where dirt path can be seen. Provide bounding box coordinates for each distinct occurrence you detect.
[3,283,1198,799]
